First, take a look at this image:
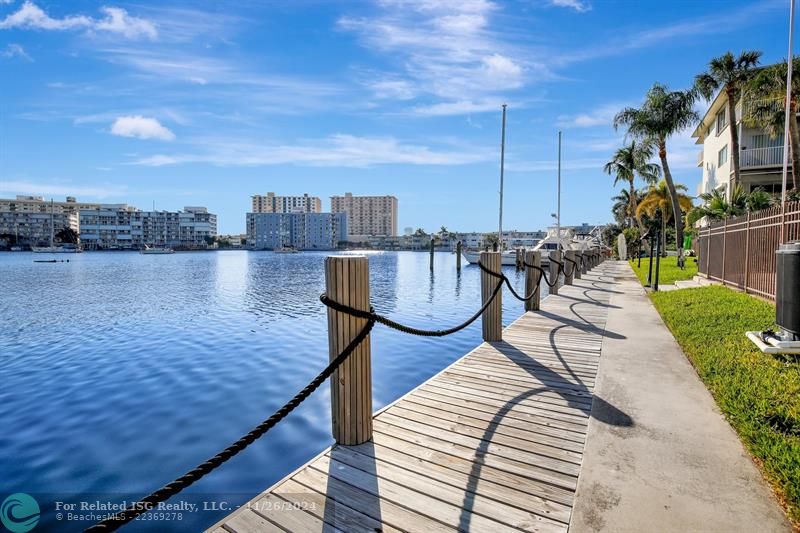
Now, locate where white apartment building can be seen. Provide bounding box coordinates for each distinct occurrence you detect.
[251,193,322,214]
[330,192,398,241]
[79,205,217,250]
[693,91,787,197]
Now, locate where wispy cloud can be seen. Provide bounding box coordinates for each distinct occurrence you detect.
[110,116,175,141]
[1,43,31,60]
[339,0,544,114]
[0,2,157,40]
[132,134,493,168]
[553,0,779,65]
[550,0,591,12]
[556,103,626,128]
[0,180,129,199]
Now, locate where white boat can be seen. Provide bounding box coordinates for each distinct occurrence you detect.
[141,244,175,254]
[274,246,300,254]
[10,246,22,252]
[139,244,175,255]
[32,245,82,253]
[461,250,520,266]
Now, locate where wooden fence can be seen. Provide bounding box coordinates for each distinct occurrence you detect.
[696,201,800,300]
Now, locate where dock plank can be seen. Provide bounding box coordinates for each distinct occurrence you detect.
[210,265,613,532]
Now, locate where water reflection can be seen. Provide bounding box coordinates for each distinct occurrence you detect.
[0,250,545,532]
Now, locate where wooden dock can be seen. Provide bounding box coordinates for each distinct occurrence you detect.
[211,264,611,533]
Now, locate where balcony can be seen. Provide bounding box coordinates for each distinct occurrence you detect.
[740,146,785,169]
[697,150,704,167]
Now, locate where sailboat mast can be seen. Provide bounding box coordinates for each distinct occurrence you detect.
[557,131,562,252]
[498,104,507,250]
[50,199,55,247]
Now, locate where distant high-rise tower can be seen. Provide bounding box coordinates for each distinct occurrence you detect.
[251,192,322,214]
[330,192,398,241]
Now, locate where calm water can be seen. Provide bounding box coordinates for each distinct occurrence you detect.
[0,250,543,531]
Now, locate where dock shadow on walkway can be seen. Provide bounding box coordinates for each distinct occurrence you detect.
[210,264,629,532]
[570,261,790,533]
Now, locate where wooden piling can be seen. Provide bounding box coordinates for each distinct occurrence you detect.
[324,255,372,445]
[564,249,575,285]
[549,249,561,295]
[581,251,588,275]
[480,251,502,341]
[456,240,462,270]
[524,250,540,312]
[429,238,434,271]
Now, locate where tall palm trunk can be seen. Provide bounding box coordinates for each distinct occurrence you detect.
[789,100,800,192]
[726,88,741,192]
[629,179,644,232]
[658,140,685,263]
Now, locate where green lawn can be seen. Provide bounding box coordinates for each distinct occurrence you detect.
[650,286,800,524]
[629,255,698,286]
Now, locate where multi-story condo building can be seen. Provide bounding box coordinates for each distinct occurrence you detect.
[693,91,787,196]
[330,192,398,241]
[0,195,102,215]
[79,205,217,250]
[0,210,79,246]
[251,193,322,214]
[246,212,347,250]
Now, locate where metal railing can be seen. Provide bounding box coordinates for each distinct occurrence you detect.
[740,146,785,169]
[696,201,800,300]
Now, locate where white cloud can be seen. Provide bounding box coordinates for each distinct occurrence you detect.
[93,7,157,40]
[131,134,493,168]
[410,99,505,116]
[1,43,31,60]
[550,0,591,12]
[339,0,540,114]
[110,116,175,141]
[0,2,156,40]
[0,180,128,199]
[556,103,625,128]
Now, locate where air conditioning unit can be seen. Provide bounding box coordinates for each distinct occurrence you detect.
[746,241,800,353]
[776,242,800,341]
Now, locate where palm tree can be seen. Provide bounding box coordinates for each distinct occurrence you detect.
[614,83,699,263]
[687,185,774,225]
[636,180,694,253]
[743,58,800,191]
[604,141,660,232]
[694,51,763,190]
[611,188,646,226]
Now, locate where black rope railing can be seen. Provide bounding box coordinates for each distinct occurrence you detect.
[87,252,600,531]
[86,261,510,532]
[525,261,560,288]
[85,317,375,532]
[321,261,504,337]
[563,256,580,278]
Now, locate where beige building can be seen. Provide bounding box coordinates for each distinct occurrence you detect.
[251,193,321,214]
[331,192,398,241]
[0,195,102,215]
[693,90,787,197]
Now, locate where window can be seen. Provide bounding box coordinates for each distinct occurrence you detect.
[718,145,728,167]
[715,108,727,134]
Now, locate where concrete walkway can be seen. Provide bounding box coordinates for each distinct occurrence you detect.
[571,261,790,532]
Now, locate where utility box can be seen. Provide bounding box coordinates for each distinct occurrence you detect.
[776,242,800,339]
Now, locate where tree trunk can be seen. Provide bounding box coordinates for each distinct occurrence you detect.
[659,140,685,267]
[726,89,741,193]
[629,178,644,233]
[789,100,800,192]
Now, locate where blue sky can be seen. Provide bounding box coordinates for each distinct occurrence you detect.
[0,0,791,234]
